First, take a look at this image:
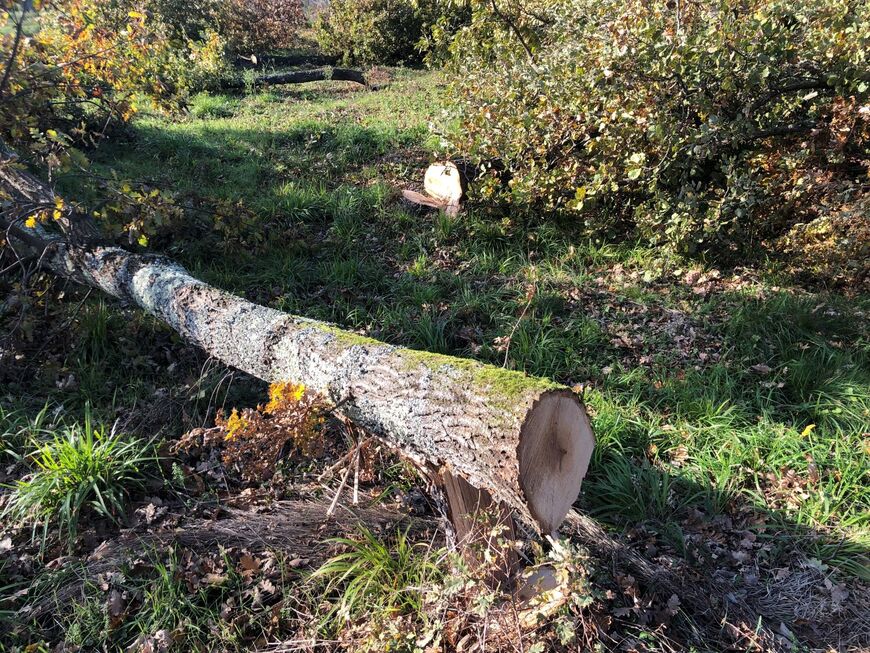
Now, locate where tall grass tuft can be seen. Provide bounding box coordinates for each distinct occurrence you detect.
[4,408,158,547]
[311,526,444,633]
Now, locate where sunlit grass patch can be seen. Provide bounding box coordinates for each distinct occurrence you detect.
[311,526,445,635]
[189,92,238,119]
[4,408,158,547]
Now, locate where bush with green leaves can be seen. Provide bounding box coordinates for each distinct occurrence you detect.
[446,0,869,260]
[150,0,305,54]
[314,0,438,65]
[4,409,158,546]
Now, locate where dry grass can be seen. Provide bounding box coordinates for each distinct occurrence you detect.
[22,493,438,622]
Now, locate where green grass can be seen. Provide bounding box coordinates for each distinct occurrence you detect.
[61,69,870,579]
[0,560,20,633]
[24,546,274,651]
[0,403,57,461]
[3,407,158,547]
[188,92,239,119]
[311,526,445,634]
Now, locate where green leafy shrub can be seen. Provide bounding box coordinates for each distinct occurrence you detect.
[217,0,306,53]
[4,409,158,546]
[150,0,305,54]
[446,0,869,259]
[776,194,870,285]
[314,0,436,65]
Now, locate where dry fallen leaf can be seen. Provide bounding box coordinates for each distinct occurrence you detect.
[203,573,228,586]
[239,553,260,577]
[107,589,125,618]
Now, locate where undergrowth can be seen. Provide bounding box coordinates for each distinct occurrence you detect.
[311,525,445,636]
[3,407,159,548]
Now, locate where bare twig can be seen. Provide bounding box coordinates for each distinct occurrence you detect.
[503,284,535,368]
[352,441,360,506]
[489,0,535,61]
[325,444,359,519]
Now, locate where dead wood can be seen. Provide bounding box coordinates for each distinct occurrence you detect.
[222,67,367,89]
[21,496,436,621]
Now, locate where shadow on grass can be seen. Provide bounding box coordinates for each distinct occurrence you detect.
[574,447,869,651]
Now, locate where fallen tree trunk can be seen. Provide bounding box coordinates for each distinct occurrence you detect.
[235,53,340,69]
[0,159,593,536]
[223,67,367,89]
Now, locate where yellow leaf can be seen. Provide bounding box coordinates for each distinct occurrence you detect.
[225,408,248,440]
[800,424,816,438]
[265,381,306,413]
[25,216,37,228]
[128,10,145,19]
[137,234,149,246]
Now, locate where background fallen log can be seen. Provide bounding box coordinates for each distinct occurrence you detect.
[222,67,367,89]
[235,53,339,69]
[0,159,593,537]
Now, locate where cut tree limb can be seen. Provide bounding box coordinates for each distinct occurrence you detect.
[402,161,467,217]
[0,158,594,536]
[222,67,367,89]
[424,161,465,205]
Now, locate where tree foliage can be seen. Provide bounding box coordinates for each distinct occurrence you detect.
[0,0,300,248]
[314,0,441,65]
[446,0,869,268]
[220,0,305,53]
[1,2,182,166]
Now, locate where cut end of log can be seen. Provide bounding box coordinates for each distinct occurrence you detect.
[424,161,465,204]
[518,391,595,534]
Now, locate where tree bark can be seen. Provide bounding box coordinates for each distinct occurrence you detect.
[223,67,367,89]
[0,160,593,536]
[235,53,340,69]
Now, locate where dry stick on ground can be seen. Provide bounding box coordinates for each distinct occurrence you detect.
[0,154,593,538]
[22,495,436,621]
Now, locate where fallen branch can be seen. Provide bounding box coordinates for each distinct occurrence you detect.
[223,67,367,89]
[21,494,435,620]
